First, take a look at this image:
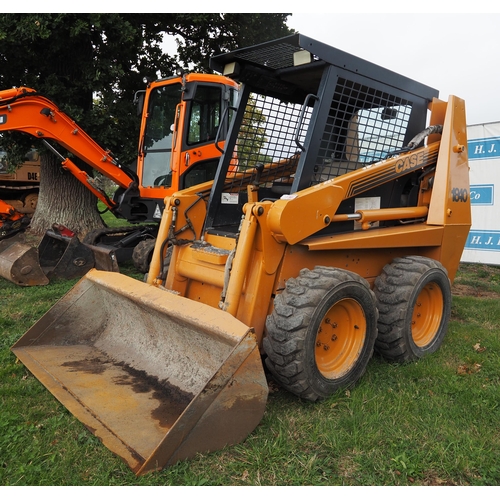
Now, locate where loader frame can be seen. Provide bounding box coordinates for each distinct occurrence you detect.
[150,34,470,340]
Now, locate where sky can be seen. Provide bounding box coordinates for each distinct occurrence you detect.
[284,10,499,126]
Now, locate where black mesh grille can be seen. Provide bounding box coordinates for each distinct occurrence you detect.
[224,93,311,191]
[313,78,412,184]
[236,42,307,70]
[223,79,412,193]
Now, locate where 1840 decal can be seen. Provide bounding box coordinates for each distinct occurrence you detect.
[451,187,468,202]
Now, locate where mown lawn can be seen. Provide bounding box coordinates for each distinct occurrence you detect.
[1,262,499,485]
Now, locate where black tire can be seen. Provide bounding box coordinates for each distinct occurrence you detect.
[373,256,451,363]
[82,226,133,245]
[263,267,378,402]
[132,238,156,273]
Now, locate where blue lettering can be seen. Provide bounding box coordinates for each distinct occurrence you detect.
[466,230,500,252]
[468,138,500,160]
[470,185,494,205]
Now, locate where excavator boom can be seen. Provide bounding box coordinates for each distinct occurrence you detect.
[0,87,135,204]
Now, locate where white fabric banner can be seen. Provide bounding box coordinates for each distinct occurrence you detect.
[461,122,500,265]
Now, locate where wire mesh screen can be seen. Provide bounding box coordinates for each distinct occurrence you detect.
[223,79,413,194]
[235,42,305,70]
[224,93,311,191]
[313,77,413,184]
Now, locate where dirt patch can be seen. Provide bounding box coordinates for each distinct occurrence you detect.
[451,282,500,299]
[452,263,500,298]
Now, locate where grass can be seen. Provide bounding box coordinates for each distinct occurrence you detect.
[1,262,499,486]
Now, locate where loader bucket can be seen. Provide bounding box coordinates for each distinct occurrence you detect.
[11,269,268,475]
[38,230,95,280]
[0,234,48,286]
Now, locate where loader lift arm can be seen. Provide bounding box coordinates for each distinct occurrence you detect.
[267,132,443,245]
[0,87,137,213]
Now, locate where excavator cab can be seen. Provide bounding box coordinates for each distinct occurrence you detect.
[83,75,239,275]
[114,74,238,223]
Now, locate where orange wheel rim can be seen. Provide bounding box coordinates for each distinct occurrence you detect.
[315,298,366,379]
[411,283,443,347]
[24,193,38,210]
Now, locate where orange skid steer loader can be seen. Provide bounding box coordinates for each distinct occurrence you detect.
[12,34,470,475]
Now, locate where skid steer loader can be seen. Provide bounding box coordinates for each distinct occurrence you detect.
[12,34,471,475]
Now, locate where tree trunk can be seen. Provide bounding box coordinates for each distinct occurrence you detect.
[28,154,105,240]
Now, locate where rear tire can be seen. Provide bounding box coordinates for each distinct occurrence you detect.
[263,267,378,401]
[373,256,451,363]
[132,238,156,273]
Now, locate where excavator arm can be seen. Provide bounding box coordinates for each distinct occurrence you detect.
[0,87,137,211]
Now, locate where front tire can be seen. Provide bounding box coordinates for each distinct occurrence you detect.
[263,267,378,401]
[373,256,451,363]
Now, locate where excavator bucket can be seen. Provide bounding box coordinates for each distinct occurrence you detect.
[37,229,96,280]
[0,233,48,286]
[11,269,268,475]
[0,229,98,286]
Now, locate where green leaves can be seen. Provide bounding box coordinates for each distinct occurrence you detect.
[0,14,292,166]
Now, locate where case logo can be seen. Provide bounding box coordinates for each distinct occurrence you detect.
[394,150,428,173]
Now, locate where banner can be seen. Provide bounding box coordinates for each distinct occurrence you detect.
[461,121,500,265]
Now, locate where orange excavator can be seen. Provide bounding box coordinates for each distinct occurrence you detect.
[0,73,238,285]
